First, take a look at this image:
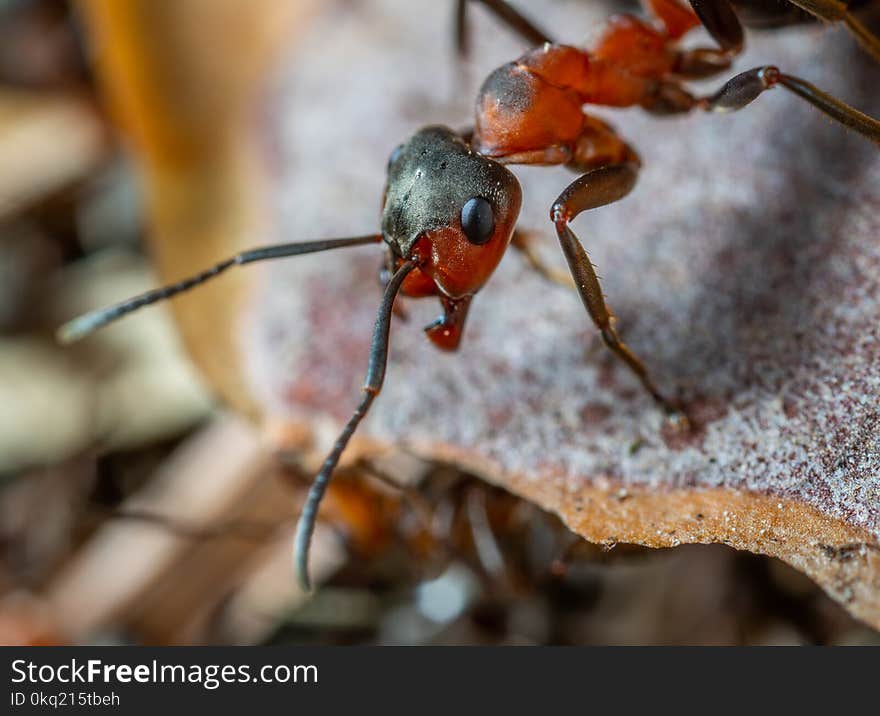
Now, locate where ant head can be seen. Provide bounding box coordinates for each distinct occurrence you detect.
[382,126,522,298]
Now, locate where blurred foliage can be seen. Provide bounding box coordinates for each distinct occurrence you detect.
[0,0,878,646]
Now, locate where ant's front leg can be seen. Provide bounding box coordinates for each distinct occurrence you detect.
[550,163,686,423]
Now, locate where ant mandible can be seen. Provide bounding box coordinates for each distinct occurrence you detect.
[58,0,880,590]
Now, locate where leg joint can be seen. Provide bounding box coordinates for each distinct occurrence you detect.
[550,203,570,225]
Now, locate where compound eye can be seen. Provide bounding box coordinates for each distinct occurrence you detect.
[460,196,495,245]
[387,144,404,173]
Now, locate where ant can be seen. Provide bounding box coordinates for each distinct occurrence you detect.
[58,0,880,591]
[454,0,880,62]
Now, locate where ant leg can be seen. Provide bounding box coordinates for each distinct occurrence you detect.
[692,0,880,62]
[702,66,880,144]
[293,260,416,590]
[784,0,880,61]
[550,163,684,419]
[454,0,471,56]
[645,0,703,39]
[57,235,383,343]
[687,0,745,55]
[661,0,745,78]
[455,0,554,57]
[511,230,576,289]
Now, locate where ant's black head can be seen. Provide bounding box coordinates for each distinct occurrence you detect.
[381,125,521,298]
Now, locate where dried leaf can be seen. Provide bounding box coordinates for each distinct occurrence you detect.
[246,4,880,627]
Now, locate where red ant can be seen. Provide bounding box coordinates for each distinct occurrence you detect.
[455,0,880,62]
[58,0,880,590]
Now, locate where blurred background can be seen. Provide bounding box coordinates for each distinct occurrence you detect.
[0,0,879,645]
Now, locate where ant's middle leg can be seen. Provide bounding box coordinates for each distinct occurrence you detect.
[701,66,880,143]
[590,2,738,82]
[644,0,739,78]
[550,162,684,419]
[692,0,880,62]
[637,63,880,142]
[687,0,745,55]
[662,0,745,78]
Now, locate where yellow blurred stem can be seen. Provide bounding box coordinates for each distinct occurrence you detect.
[75,0,318,418]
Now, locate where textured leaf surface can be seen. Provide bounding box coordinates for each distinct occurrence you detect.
[234,1,880,624]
